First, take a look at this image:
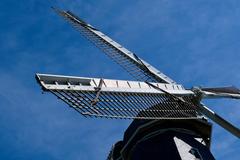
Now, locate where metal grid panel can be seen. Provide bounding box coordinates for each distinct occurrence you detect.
[53,8,176,84]
[48,89,198,119]
[36,74,198,119]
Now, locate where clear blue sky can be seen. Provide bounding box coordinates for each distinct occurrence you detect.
[0,0,239,159]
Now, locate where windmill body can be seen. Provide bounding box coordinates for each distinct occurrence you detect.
[107,119,214,160]
[36,7,240,160]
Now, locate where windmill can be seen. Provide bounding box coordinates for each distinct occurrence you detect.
[36,7,240,159]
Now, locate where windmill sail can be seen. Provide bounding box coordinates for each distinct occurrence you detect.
[36,73,198,119]
[197,104,240,138]
[201,86,240,94]
[193,86,240,99]
[52,7,175,84]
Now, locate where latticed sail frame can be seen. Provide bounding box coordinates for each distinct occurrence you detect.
[53,8,176,84]
[36,74,199,119]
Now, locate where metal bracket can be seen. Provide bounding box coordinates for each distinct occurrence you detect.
[91,78,104,106]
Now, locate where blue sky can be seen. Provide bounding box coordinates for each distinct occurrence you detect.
[0,0,239,159]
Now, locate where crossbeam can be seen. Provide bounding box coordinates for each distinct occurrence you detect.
[36,74,192,95]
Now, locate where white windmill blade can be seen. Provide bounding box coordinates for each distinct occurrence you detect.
[36,73,198,119]
[192,86,240,99]
[197,104,240,138]
[52,7,176,84]
[202,91,240,99]
[201,86,240,94]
